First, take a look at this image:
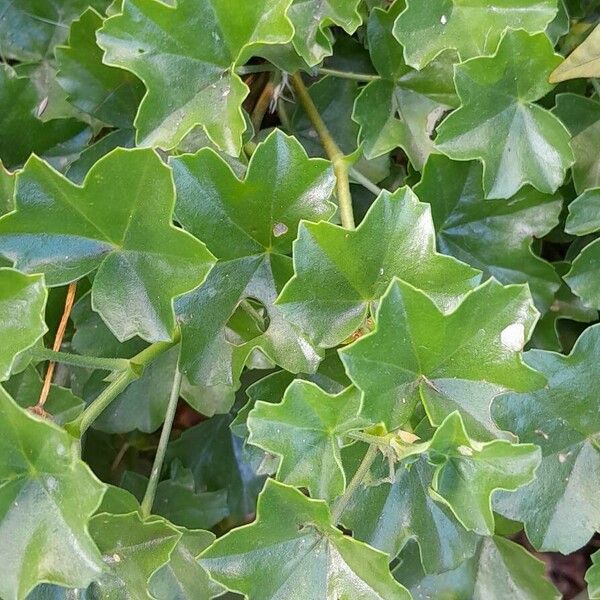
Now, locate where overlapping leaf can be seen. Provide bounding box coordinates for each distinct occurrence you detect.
[588,550,600,600]
[436,30,573,199]
[0,387,106,600]
[415,155,562,310]
[550,23,600,81]
[393,0,557,69]
[277,187,480,348]
[0,148,214,343]
[340,278,544,434]
[200,479,411,600]
[97,0,293,153]
[247,380,364,501]
[493,324,600,553]
[172,130,335,386]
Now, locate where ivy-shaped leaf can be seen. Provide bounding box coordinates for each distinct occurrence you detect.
[247,380,364,502]
[0,268,47,381]
[0,162,14,216]
[277,188,480,348]
[428,412,540,535]
[553,93,600,194]
[0,148,215,343]
[588,549,600,600]
[88,512,181,600]
[172,130,334,386]
[436,30,573,199]
[393,0,557,69]
[354,4,458,169]
[0,65,89,170]
[0,387,106,600]
[493,324,600,553]
[97,0,293,153]
[550,23,600,82]
[340,278,544,434]
[56,9,144,128]
[415,155,562,311]
[200,479,411,600]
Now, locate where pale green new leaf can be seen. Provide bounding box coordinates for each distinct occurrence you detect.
[0,148,215,343]
[428,412,540,535]
[0,387,106,600]
[393,0,557,69]
[340,278,544,434]
[0,268,47,381]
[277,188,480,348]
[172,130,334,386]
[550,24,600,82]
[247,380,364,502]
[436,30,573,199]
[200,479,411,600]
[415,155,562,311]
[97,0,293,153]
[493,324,600,552]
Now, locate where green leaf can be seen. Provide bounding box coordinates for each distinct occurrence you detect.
[0,65,90,170]
[0,387,106,600]
[97,0,293,153]
[148,528,218,600]
[428,412,540,535]
[0,148,215,343]
[200,479,411,600]
[0,0,109,62]
[172,130,334,386]
[588,549,600,600]
[354,4,457,169]
[566,188,600,235]
[493,324,600,553]
[56,9,144,128]
[340,278,544,434]
[393,0,557,69]
[88,512,181,599]
[394,536,560,599]
[436,30,573,199]
[415,155,562,311]
[0,162,15,216]
[277,187,480,348]
[341,445,479,574]
[550,23,600,82]
[553,93,600,194]
[247,380,364,502]
[0,268,47,381]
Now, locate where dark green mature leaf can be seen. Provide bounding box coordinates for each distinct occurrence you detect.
[172,130,334,386]
[88,512,180,599]
[0,65,90,170]
[566,188,600,236]
[436,30,573,199]
[553,94,600,194]
[200,479,411,600]
[0,0,108,62]
[247,380,364,501]
[393,0,557,69]
[588,550,600,600]
[354,4,457,168]
[56,9,144,128]
[340,278,543,434]
[0,387,106,600]
[427,412,540,535]
[394,536,560,599]
[493,324,600,553]
[277,188,480,348]
[341,446,479,574]
[0,268,47,381]
[550,23,600,82]
[415,155,562,311]
[0,148,215,343]
[97,0,293,153]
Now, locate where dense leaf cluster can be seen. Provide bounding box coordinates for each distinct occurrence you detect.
[0,0,599,598]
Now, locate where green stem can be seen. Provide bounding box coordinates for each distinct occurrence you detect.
[290,72,355,229]
[315,67,380,82]
[349,167,383,197]
[31,348,131,372]
[67,334,180,437]
[141,368,183,518]
[331,443,378,522]
[277,97,291,131]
